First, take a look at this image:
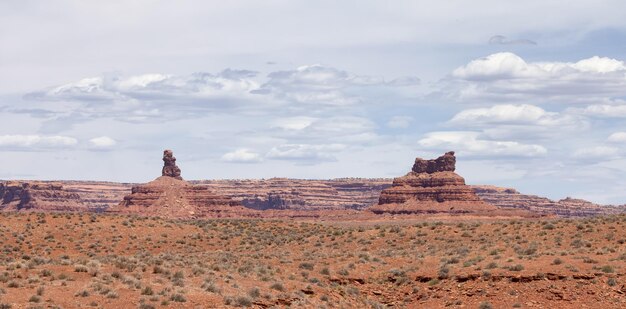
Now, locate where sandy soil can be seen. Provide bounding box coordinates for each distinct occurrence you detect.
[0,212,624,308]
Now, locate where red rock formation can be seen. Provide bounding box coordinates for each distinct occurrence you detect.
[0,181,87,212]
[109,150,255,218]
[162,149,182,180]
[370,152,496,214]
[193,178,391,210]
[471,185,626,217]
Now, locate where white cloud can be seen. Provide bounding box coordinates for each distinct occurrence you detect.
[608,132,626,143]
[266,143,346,162]
[387,116,413,128]
[450,104,575,126]
[418,131,547,157]
[0,134,77,150]
[570,104,626,118]
[88,136,117,148]
[446,104,588,141]
[221,149,262,163]
[25,70,265,123]
[573,146,619,159]
[445,53,626,103]
[270,116,379,144]
[450,104,555,125]
[488,35,536,45]
[271,117,317,130]
[256,64,400,107]
[453,53,626,80]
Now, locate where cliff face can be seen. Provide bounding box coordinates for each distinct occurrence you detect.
[109,150,256,218]
[1,181,132,212]
[1,181,85,212]
[371,152,497,214]
[193,178,391,210]
[471,185,626,217]
[110,176,254,218]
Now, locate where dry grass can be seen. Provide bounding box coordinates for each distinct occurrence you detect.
[0,212,624,308]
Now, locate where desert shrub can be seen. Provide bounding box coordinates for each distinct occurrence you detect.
[247,287,260,298]
[320,267,330,275]
[479,302,493,309]
[75,290,90,297]
[299,262,314,270]
[608,278,617,286]
[601,265,614,273]
[511,264,525,271]
[552,258,563,265]
[235,295,252,307]
[28,295,41,303]
[270,282,285,292]
[141,286,154,295]
[438,265,450,279]
[170,293,186,302]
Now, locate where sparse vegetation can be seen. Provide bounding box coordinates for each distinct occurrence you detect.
[0,212,622,307]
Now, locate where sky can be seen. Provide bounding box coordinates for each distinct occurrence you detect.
[2,1,626,204]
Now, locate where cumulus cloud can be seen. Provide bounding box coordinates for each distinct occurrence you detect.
[271,116,379,144]
[271,117,317,130]
[488,35,537,45]
[572,146,620,160]
[24,70,264,123]
[254,64,409,107]
[608,132,626,143]
[418,131,547,157]
[21,65,418,127]
[445,53,626,103]
[447,104,588,141]
[88,136,117,148]
[449,104,578,126]
[266,143,346,162]
[387,116,413,128]
[221,149,262,163]
[569,104,626,118]
[0,134,77,150]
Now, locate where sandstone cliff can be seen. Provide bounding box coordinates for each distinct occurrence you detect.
[109,150,256,218]
[193,178,391,210]
[370,152,497,214]
[472,185,625,217]
[1,181,86,212]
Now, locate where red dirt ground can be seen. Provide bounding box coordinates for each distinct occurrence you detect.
[0,212,624,308]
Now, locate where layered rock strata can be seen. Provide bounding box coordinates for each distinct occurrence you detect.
[193,178,391,210]
[0,181,87,212]
[472,185,626,217]
[110,150,253,218]
[370,152,496,214]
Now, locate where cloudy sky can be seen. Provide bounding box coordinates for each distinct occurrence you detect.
[2,1,626,204]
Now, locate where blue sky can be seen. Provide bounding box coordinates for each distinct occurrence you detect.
[2,1,626,204]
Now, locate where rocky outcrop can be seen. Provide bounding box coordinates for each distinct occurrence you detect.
[1,180,132,213]
[412,151,456,173]
[472,185,626,217]
[162,149,182,180]
[370,152,496,214]
[110,150,255,218]
[0,181,87,212]
[193,178,391,210]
